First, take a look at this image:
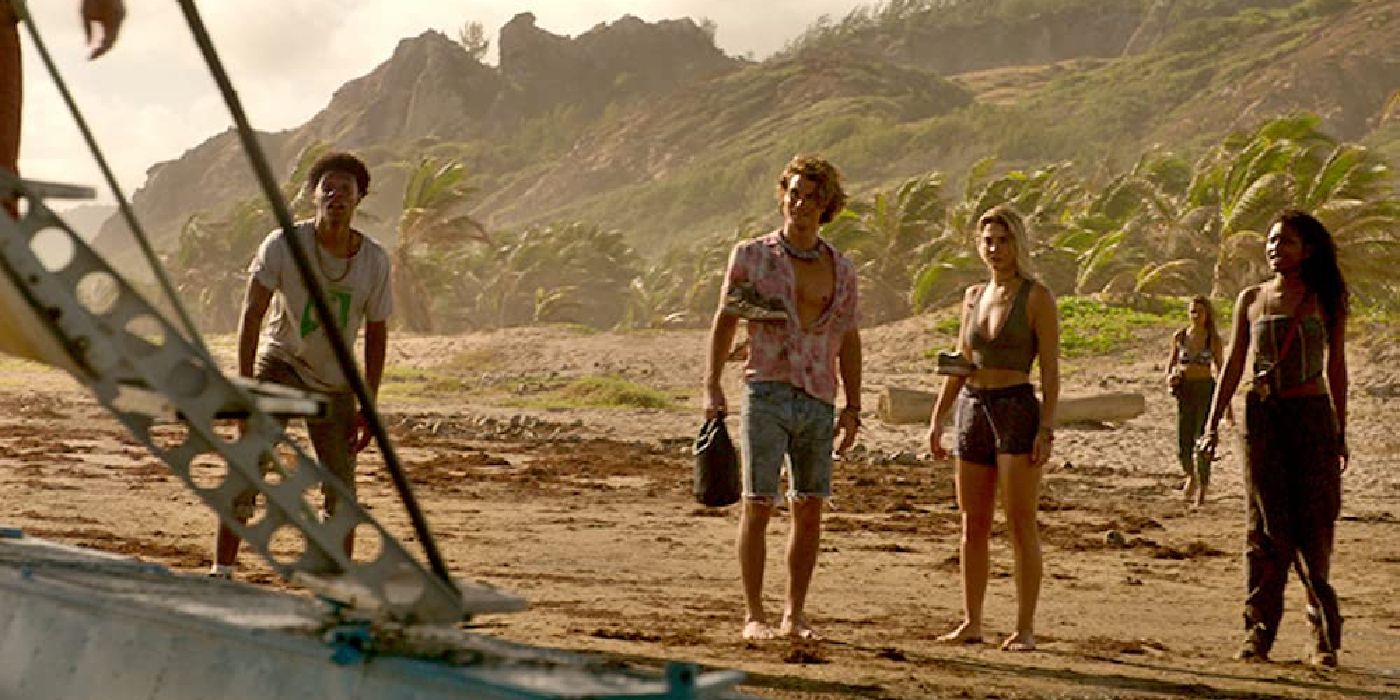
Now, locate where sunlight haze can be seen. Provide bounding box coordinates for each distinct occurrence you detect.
[18,0,866,209]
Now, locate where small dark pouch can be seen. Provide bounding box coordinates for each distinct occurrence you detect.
[935,350,976,377]
[1169,370,1185,398]
[1252,294,1310,402]
[694,416,741,507]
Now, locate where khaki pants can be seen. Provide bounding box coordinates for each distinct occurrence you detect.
[232,356,359,519]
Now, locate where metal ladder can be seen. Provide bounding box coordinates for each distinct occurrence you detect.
[0,172,524,625]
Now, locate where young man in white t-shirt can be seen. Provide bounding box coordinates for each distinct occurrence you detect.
[211,151,393,578]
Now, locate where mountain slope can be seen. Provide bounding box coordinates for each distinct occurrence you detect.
[92,1,1398,258]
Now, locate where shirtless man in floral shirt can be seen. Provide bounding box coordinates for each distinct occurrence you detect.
[703,155,862,640]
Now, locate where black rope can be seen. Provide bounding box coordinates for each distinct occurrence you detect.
[14,0,211,359]
[173,0,456,594]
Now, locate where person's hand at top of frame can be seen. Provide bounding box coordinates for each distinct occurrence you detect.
[81,0,125,59]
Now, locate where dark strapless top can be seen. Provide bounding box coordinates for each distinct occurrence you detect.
[1252,312,1327,387]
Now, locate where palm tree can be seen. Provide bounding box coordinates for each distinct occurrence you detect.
[1063,149,1210,297]
[910,161,1085,311]
[622,251,688,330]
[678,224,763,326]
[454,222,641,330]
[824,173,947,324]
[283,140,331,219]
[1189,113,1399,302]
[167,197,273,332]
[392,157,491,332]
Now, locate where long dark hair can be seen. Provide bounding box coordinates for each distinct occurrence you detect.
[1275,209,1348,328]
[1188,294,1222,350]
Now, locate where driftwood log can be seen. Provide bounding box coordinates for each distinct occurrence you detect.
[877,386,1146,426]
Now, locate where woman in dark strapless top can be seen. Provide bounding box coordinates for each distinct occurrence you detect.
[1198,209,1349,667]
[927,205,1060,652]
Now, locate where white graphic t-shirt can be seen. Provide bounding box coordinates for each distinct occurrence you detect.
[249,222,393,392]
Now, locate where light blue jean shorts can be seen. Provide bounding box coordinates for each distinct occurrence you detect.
[741,381,834,502]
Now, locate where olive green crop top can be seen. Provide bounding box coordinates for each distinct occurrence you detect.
[968,279,1037,373]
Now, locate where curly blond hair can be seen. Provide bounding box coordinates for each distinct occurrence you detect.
[776,154,848,224]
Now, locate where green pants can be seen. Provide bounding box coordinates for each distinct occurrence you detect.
[1175,377,1214,485]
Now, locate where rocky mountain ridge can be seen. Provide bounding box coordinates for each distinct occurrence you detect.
[93,2,1398,258]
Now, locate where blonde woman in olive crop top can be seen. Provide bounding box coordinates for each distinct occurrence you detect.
[927,205,1060,652]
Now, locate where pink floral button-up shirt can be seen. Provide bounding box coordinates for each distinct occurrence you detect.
[724,231,860,405]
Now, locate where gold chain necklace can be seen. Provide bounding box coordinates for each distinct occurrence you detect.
[312,228,356,283]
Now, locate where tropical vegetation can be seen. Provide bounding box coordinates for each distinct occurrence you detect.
[166,112,1397,337]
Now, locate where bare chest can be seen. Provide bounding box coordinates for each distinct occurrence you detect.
[975,286,1017,339]
[791,256,836,325]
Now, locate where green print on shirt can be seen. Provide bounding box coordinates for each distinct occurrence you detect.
[300,288,353,338]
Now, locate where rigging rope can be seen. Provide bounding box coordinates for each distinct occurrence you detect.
[172,0,456,592]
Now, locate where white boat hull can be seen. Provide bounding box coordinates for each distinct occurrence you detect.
[0,533,744,699]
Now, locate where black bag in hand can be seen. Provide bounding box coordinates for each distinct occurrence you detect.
[694,416,741,507]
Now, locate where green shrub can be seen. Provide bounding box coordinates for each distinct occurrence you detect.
[525,375,676,410]
[1057,297,1174,357]
[378,366,466,402]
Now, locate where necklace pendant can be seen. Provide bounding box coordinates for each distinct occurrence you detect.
[779,235,822,261]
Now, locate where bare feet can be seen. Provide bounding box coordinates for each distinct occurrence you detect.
[1180,476,1197,502]
[1000,631,1036,651]
[780,614,822,640]
[742,620,776,640]
[1235,636,1268,662]
[1308,650,1339,668]
[936,621,983,645]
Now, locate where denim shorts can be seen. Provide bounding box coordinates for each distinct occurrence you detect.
[741,381,835,501]
[954,383,1040,466]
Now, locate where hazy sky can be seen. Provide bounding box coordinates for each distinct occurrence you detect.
[19,1,869,209]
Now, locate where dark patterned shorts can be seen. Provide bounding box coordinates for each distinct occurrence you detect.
[954,383,1040,466]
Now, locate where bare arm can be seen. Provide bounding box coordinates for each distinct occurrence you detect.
[704,312,740,418]
[1031,283,1060,467]
[838,328,862,408]
[835,328,862,452]
[350,320,389,454]
[236,277,273,378]
[1326,312,1348,468]
[703,246,743,419]
[363,320,387,401]
[1211,326,1235,422]
[1202,287,1256,454]
[1165,330,1183,381]
[81,0,126,59]
[928,287,977,459]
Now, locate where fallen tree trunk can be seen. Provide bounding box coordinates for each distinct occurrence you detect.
[877,386,1146,426]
